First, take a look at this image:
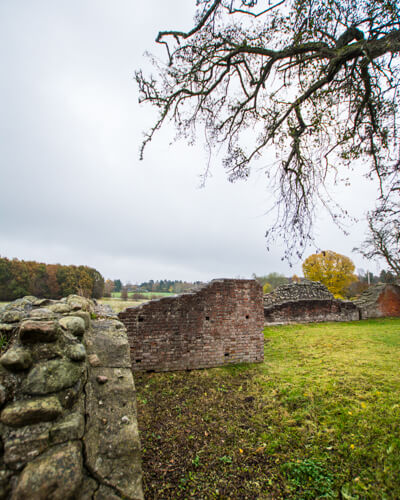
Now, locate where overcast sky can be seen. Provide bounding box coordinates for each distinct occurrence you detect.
[0,0,384,283]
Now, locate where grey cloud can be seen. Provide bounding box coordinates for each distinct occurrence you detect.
[0,0,382,283]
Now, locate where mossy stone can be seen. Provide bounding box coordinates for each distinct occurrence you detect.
[22,359,83,395]
[66,343,86,362]
[11,442,83,500]
[59,317,85,337]
[2,310,24,323]
[19,321,59,343]
[0,348,32,371]
[49,412,85,444]
[1,396,62,427]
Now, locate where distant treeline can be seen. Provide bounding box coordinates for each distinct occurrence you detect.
[0,257,104,301]
[136,279,203,293]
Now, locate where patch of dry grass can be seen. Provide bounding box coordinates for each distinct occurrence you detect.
[135,318,400,499]
[97,297,144,313]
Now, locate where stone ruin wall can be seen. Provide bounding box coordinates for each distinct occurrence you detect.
[264,281,360,324]
[0,295,143,500]
[118,279,265,372]
[355,284,400,319]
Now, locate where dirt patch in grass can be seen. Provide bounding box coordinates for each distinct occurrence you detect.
[136,367,287,499]
[135,319,400,499]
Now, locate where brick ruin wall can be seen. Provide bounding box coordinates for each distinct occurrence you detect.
[264,282,360,324]
[118,279,265,372]
[355,284,400,319]
[264,298,360,324]
[379,286,400,317]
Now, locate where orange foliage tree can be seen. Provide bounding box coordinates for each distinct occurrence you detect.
[302,251,357,298]
[0,256,104,301]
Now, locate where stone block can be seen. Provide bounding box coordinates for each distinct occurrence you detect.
[66,295,92,312]
[1,311,24,324]
[70,311,91,329]
[29,308,56,320]
[66,343,86,362]
[1,348,33,371]
[22,359,84,395]
[84,366,142,500]
[19,321,59,343]
[4,429,50,469]
[49,303,71,314]
[59,316,86,337]
[1,396,63,427]
[49,412,85,444]
[85,322,131,368]
[11,442,83,500]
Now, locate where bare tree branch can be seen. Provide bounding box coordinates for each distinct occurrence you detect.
[137,0,400,260]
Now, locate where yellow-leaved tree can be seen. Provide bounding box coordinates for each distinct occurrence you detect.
[302,251,357,298]
[263,282,272,294]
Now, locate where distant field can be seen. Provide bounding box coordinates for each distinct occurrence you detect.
[136,318,400,499]
[111,291,174,299]
[97,297,144,314]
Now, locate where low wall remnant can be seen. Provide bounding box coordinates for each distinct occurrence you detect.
[355,283,400,319]
[0,295,143,500]
[119,279,265,372]
[263,281,360,324]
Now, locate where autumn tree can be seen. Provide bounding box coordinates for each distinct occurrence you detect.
[0,258,12,301]
[46,265,61,299]
[104,279,115,297]
[137,0,400,259]
[0,257,104,301]
[86,267,105,299]
[302,250,357,297]
[263,282,272,294]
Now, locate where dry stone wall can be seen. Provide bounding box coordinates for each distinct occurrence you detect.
[0,295,143,500]
[119,279,265,372]
[264,281,360,324]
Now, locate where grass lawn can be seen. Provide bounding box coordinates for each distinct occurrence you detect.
[135,318,400,499]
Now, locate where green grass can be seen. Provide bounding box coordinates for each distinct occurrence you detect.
[135,318,400,499]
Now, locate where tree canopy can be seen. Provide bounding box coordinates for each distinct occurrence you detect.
[302,250,356,296]
[0,257,104,301]
[136,0,400,259]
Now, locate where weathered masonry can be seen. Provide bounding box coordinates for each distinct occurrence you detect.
[0,295,143,500]
[355,283,400,319]
[119,279,265,372]
[264,281,360,324]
